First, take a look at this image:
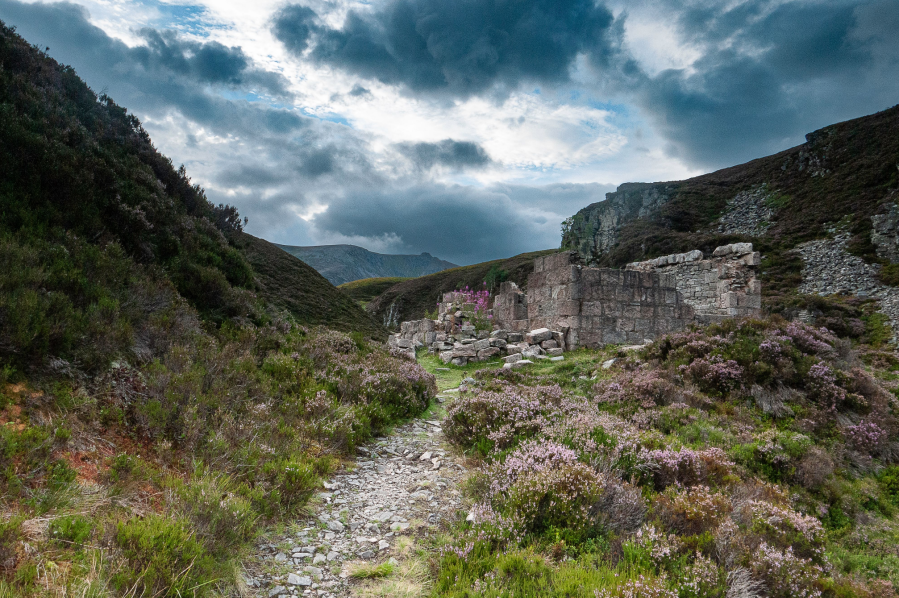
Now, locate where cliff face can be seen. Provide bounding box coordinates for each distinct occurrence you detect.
[564,183,677,263]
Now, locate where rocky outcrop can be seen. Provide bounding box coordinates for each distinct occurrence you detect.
[872,202,899,264]
[795,231,899,340]
[562,183,676,265]
[716,186,775,236]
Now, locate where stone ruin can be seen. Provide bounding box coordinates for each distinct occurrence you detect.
[388,243,761,366]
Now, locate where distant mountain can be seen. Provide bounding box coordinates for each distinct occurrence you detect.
[276,244,458,285]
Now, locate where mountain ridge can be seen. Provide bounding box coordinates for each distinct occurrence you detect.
[276,243,458,285]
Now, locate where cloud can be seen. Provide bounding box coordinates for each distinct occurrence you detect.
[308,181,614,264]
[623,0,899,168]
[396,139,492,171]
[135,28,291,96]
[273,0,619,99]
[271,4,317,55]
[0,0,297,135]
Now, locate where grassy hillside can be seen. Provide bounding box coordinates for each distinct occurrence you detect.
[0,20,417,598]
[367,249,559,327]
[338,276,409,307]
[562,104,899,302]
[240,235,387,339]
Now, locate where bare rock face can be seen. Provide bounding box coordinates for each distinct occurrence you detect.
[562,183,674,265]
[795,229,899,342]
[872,202,899,264]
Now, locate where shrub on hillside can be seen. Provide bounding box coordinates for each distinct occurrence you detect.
[653,485,731,536]
[113,515,219,597]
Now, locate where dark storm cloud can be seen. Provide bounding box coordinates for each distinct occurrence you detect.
[271,4,318,55]
[0,0,297,135]
[397,139,492,171]
[310,182,613,264]
[134,28,290,95]
[272,0,618,98]
[630,0,899,168]
[314,184,558,264]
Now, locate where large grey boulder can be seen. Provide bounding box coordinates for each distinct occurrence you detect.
[526,328,553,344]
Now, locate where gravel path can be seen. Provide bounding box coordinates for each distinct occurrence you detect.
[245,389,466,598]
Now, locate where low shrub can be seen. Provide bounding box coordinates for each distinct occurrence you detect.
[639,447,735,490]
[653,486,731,536]
[48,515,92,549]
[113,514,218,598]
[0,516,22,575]
[175,469,258,557]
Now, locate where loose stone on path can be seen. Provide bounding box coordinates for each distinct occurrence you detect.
[246,394,467,598]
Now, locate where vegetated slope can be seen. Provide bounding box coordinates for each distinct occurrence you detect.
[338,276,410,307]
[0,18,384,366]
[239,235,386,339]
[0,21,426,598]
[277,243,458,285]
[562,104,899,300]
[435,318,899,596]
[367,249,559,327]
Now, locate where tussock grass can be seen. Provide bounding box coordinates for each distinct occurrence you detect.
[347,561,395,579]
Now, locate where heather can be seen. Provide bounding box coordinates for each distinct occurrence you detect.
[0,21,430,596]
[1,325,435,596]
[434,316,899,597]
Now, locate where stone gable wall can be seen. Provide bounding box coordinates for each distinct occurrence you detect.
[519,252,695,348]
[625,242,762,321]
[493,243,761,349]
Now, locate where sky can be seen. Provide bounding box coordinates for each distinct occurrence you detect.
[1,0,897,265]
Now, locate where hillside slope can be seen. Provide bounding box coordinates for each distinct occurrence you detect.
[0,18,384,363]
[240,235,387,338]
[0,20,416,598]
[276,243,457,285]
[338,277,409,308]
[562,104,899,300]
[367,249,558,327]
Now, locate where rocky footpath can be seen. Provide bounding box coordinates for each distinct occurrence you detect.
[796,231,899,340]
[244,392,467,598]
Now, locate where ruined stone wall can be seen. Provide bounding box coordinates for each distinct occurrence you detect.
[523,252,695,348]
[625,243,762,321]
[491,281,529,332]
[491,244,762,349]
[394,244,762,354]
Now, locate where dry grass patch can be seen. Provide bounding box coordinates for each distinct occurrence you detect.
[351,558,428,598]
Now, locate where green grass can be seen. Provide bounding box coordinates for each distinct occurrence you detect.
[348,561,396,579]
[338,277,410,308]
